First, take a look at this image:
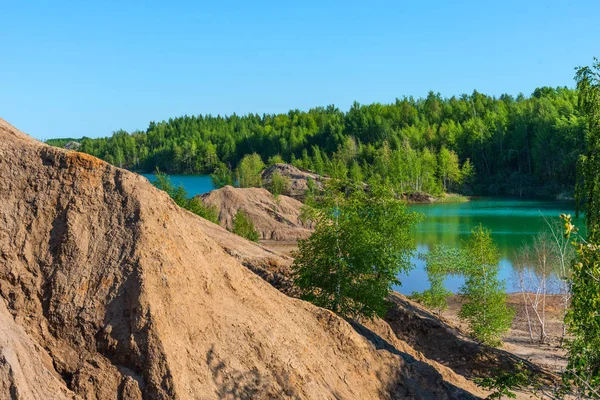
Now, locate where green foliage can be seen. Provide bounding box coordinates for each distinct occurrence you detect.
[564,236,600,397]
[292,179,422,319]
[268,171,289,198]
[305,176,317,200]
[152,171,219,223]
[211,162,234,188]
[348,160,364,183]
[436,194,470,203]
[474,362,535,400]
[575,57,600,241]
[461,158,475,185]
[232,210,260,242]
[267,154,285,166]
[70,87,585,197]
[438,146,462,191]
[564,58,600,398]
[153,170,188,206]
[459,225,515,346]
[236,153,265,188]
[411,245,461,315]
[186,197,219,222]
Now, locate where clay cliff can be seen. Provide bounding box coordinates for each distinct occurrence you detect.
[0,118,481,399]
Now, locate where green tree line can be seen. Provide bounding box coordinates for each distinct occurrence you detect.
[48,87,585,197]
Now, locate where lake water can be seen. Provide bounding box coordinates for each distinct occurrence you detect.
[139,173,581,295]
[396,199,582,295]
[141,173,214,196]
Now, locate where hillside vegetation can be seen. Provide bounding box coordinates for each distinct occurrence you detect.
[47,87,584,197]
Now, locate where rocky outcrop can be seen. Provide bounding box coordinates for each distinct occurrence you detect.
[199,186,314,241]
[261,163,324,201]
[0,118,481,399]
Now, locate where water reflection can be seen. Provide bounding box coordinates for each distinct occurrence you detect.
[394,198,584,295]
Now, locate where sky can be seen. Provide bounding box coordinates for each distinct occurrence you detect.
[1,1,599,140]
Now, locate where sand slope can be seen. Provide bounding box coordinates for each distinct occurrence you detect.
[0,118,480,399]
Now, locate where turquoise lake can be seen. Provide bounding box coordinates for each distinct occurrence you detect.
[395,199,581,295]
[140,173,581,295]
[141,173,214,196]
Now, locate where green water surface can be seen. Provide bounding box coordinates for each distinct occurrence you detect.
[396,198,583,294]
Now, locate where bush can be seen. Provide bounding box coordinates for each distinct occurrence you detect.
[236,154,265,188]
[211,163,234,188]
[153,170,219,224]
[232,210,260,242]
[459,225,514,346]
[475,362,535,399]
[293,179,421,319]
[269,171,289,198]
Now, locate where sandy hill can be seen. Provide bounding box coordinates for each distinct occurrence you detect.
[261,163,324,201]
[199,186,313,241]
[0,118,481,399]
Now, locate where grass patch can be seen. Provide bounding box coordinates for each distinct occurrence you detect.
[435,194,470,203]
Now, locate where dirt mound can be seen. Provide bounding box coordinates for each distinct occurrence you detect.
[200,186,314,241]
[261,163,324,201]
[0,118,480,399]
[403,192,436,203]
[252,239,559,391]
[384,294,557,388]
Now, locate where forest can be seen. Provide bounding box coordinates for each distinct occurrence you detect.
[48,86,585,197]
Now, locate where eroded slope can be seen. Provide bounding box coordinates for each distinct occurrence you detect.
[0,118,479,399]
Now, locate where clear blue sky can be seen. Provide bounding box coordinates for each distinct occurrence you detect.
[2,1,599,140]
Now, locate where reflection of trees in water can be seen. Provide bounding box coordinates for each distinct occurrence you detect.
[411,204,579,287]
[511,220,575,344]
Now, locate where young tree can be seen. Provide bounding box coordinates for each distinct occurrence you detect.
[543,217,574,342]
[438,146,461,191]
[312,146,326,175]
[292,179,421,319]
[411,245,460,315]
[232,210,260,242]
[419,148,440,195]
[236,153,265,188]
[268,171,289,199]
[153,170,187,206]
[459,225,514,346]
[461,158,475,185]
[211,162,234,188]
[300,148,313,170]
[512,232,555,344]
[348,160,364,183]
[152,171,219,224]
[267,154,285,167]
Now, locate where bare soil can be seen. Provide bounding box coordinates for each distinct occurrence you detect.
[0,118,482,399]
[199,185,313,241]
[259,240,568,377]
[445,294,568,373]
